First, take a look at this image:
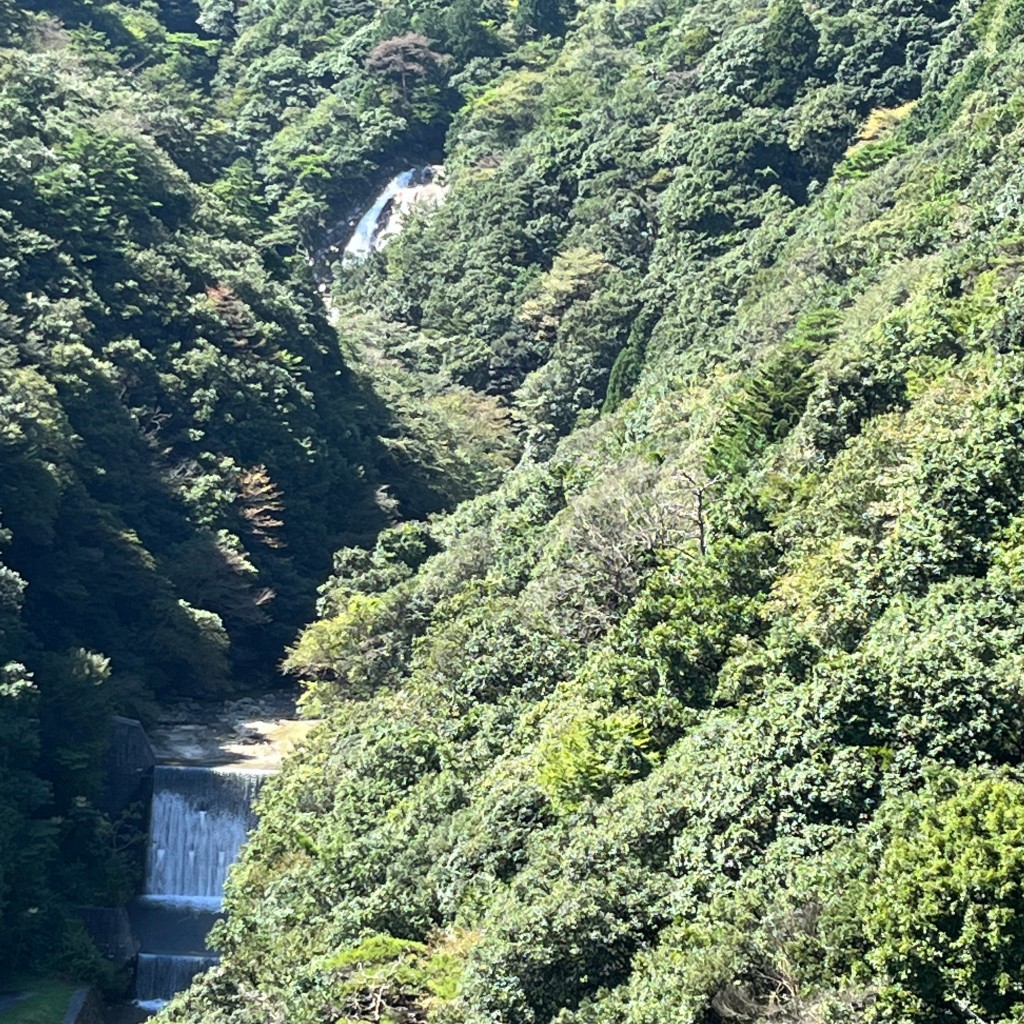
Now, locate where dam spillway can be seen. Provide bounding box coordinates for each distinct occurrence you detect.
[132,766,266,1009]
[145,767,264,900]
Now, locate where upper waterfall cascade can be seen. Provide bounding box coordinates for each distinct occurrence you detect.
[342,165,447,261]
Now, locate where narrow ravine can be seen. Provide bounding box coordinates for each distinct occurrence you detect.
[120,155,443,1009]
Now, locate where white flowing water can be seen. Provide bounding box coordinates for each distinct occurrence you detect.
[342,165,447,262]
[344,169,417,260]
[133,766,267,1009]
[136,953,220,1006]
[145,767,263,899]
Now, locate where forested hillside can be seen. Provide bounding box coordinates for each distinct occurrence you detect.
[0,0,512,971]
[177,0,1024,1021]
[6,0,1024,1018]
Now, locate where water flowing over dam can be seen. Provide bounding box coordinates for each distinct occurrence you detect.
[132,766,266,1010]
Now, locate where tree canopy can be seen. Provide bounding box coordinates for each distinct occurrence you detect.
[7,0,1024,1021]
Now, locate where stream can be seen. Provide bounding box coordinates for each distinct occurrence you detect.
[119,165,445,1015]
[113,694,315,1016]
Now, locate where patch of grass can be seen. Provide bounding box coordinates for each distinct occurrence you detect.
[0,976,79,1024]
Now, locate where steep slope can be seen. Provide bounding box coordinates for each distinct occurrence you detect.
[0,0,514,974]
[160,1,1024,1022]
[0,18,392,971]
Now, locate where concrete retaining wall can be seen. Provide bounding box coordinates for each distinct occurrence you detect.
[61,988,105,1024]
[76,906,139,967]
[99,717,155,818]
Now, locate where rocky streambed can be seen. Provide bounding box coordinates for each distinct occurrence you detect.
[147,691,318,771]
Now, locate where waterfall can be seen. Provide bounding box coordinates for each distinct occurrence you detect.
[136,954,221,1006]
[145,767,263,900]
[344,169,417,260]
[342,166,447,262]
[133,766,267,1010]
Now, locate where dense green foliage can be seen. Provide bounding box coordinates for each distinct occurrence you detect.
[158,0,1024,1022]
[7,0,1024,1017]
[0,0,517,976]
